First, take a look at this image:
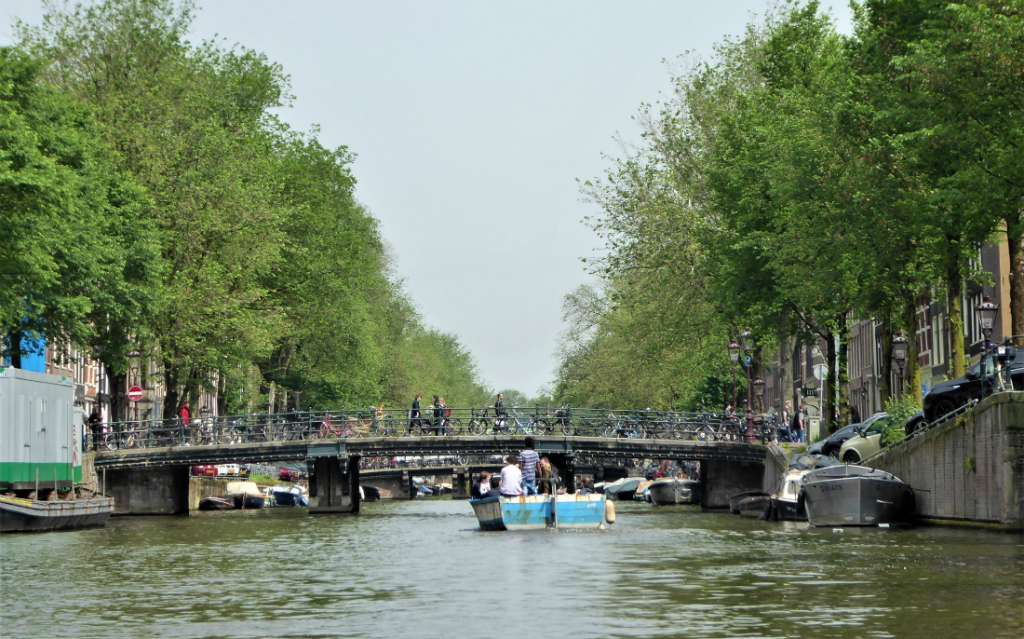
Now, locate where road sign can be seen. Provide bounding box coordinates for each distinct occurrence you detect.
[127,386,144,402]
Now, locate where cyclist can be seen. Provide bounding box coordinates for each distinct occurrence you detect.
[494,393,507,431]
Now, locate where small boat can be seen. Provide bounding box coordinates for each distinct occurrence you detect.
[198,496,234,511]
[633,480,655,501]
[736,493,772,518]
[361,485,381,502]
[271,485,309,507]
[226,481,265,509]
[469,493,613,531]
[768,454,838,521]
[648,478,701,506]
[1,495,114,533]
[729,491,770,514]
[801,464,915,527]
[602,477,646,501]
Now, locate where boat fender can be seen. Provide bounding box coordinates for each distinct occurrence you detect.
[604,498,616,524]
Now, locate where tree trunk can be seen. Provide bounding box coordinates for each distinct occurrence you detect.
[837,313,850,427]
[824,329,837,434]
[267,381,275,414]
[1007,214,1024,346]
[947,261,967,378]
[162,356,179,419]
[902,295,923,404]
[878,318,893,406]
[8,329,23,368]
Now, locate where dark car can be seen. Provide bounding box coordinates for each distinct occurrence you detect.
[904,411,926,436]
[819,413,888,457]
[923,345,1024,422]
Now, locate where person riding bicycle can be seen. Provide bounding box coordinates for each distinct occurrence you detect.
[494,393,507,431]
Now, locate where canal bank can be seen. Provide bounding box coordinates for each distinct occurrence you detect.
[866,392,1024,531]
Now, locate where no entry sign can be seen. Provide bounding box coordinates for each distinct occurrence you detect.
[127,386,144,402]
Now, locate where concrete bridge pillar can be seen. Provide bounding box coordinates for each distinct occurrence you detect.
[549,453,576,493]
[451,469,470,499]
[105,466,190,515]
[701,459,765,510]
[309,455,361,514]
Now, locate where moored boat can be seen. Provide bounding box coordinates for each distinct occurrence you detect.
[226,481,265,509]
[729,491,769,514]
[768,453,838,521]
[469,493,613,530]
[1,495,114,533]
[602,477,645,501]
[801,464,915,527]
[736,493,772,518]
[198,496,234,511]
[648,478,701,506]
[271,485,309,507]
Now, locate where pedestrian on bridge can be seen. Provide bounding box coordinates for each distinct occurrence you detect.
[410,394,422,433]
[431,395,443,435]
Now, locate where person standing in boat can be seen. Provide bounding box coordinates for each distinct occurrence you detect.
[499,455,523,497]
[537,456,558,494]
[519,437,540,495]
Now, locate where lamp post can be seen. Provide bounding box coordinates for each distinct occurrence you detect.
[976,298,999,391]
[891,335,908,397]
[728,340,740,411]
[739,330,755,443]
[753,377,765,413]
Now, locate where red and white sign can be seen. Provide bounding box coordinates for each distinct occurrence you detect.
[127,386,144,402]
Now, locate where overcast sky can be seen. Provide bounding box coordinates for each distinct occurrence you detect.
[4,1,853,396]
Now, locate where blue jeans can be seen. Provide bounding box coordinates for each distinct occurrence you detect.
[522,479,538,496]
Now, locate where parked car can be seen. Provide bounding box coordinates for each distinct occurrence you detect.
[819,413,886,457]
[191,465,217,477]
[923,345,1024,421]
[838,414,894,463]
[904,411,926,436]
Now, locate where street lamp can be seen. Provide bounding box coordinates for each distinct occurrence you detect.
[976,297,1000,391]
[738,330,756,443]
[753,377,765,413]
[728,340,740,411]
[891,335,908,397]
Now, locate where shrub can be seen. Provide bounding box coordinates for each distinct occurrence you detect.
[881,395,920,447]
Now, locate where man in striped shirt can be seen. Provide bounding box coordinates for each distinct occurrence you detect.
[519,437,540,495]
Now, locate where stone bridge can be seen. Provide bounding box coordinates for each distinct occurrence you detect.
[91,408,772,516]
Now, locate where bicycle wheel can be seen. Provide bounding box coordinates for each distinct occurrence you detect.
[533,419,553,435]
[446,418,463,435]
[559,420,575,436]
[469,418,491,435]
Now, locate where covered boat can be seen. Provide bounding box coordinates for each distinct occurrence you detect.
[1,495,114,533]
[648,478,701,506]
[226,481,265,509]
[469,493,612,530]
[271,485,309,507]
[602,477,646,501]
[768,454,838,521]
[801,464,915,527]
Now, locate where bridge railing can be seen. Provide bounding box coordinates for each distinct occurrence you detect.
[87,407,781,451]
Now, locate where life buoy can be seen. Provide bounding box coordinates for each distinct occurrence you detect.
[604,498,616,524]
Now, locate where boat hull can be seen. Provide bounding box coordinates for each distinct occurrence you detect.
[648,479,701,506]
[802,466,915,527]
[769,497,805,521]
[1,496,114,533]
[470,494,607,530]
[231,494,266,509]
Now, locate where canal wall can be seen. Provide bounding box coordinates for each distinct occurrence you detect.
[866,393,1024,530]
[188,477,231,511]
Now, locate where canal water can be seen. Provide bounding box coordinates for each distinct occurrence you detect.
[2,500,1022,638]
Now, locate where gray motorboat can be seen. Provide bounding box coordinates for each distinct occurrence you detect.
[800,464,915,527]
[648,478,701,505]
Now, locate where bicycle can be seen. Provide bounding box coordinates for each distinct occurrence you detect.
[467,408,493,435]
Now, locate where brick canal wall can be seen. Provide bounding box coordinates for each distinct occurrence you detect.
[866,393,1024,530]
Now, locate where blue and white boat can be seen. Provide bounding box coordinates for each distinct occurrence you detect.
[271,485,309,507]
[469,493,613,531]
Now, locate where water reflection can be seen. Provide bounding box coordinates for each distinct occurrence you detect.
[3,499,1022,638]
